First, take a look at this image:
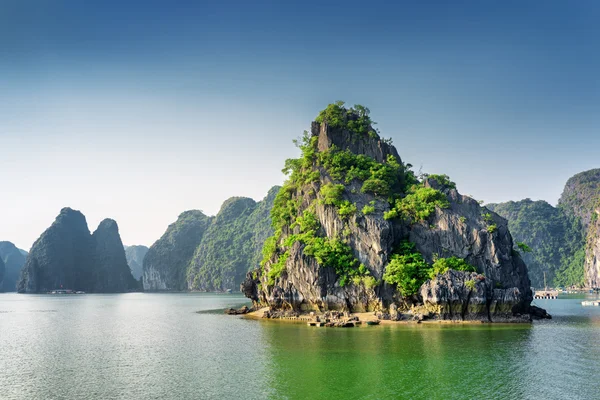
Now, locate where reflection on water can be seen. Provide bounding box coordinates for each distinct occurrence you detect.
[1,293,599,399]
[261,321,533,399]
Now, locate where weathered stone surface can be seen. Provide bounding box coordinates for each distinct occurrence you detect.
[314,120,400,164]
[420,270,531,322]
[411,180,533,317]
[224,305,250,315]
[0,242,27,292]
[243,108,539,321]
[585,208,600,288]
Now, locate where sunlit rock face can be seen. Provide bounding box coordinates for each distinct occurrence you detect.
[243,104,535,321]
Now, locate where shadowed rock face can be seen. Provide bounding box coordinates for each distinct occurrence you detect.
[243,107,536,321]
[142,211,212,291]
[17,208,137,293]
[0,242,27,292]
[92,219,138,292]
[124,245,148,280]
[0,257,4,290]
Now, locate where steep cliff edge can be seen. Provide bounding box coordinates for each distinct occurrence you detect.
[18,208,94,293]
[143,211,212,291]
[586,208,600,288]
[92,219,139,292]
[243,103,536,321]
[0,242,28,292]
[0,257,4,291]
[124,245,148,280]
[558,169,600,288]
[17,208,137,293]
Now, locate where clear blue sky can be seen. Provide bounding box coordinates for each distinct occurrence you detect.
[1,0,599,250]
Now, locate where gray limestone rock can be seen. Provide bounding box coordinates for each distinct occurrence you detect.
[243,105,539,321]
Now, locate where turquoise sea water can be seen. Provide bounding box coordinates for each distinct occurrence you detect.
[1,292,599,399]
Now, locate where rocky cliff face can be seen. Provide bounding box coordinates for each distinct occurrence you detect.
[0,241,27,292]
[187,187,279,291]
[586,208,600,288]
[124,245,148,280]
[559,170,600,289]
[17,208,137,293]
[92,219,139,292]
[559,169,600,229]
[243,103,536,321]
[143,211,212,291]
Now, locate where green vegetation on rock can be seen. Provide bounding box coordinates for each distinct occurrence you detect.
[382,242,476,296]
[315,101,377,137]
[383,242,430,296]
[186,187,280,291]
[384,184,449,222]
[429,256,476,279]
[425,174,456,190]
[487,199,585,287]
[262,103,459,291]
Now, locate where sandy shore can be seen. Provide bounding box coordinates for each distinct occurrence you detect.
[242,307,500,325]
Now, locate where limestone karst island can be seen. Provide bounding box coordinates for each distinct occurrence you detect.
[2,1,599,399]
[242,103,546,322]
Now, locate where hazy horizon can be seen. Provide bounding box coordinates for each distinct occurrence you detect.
[2,1,599,250]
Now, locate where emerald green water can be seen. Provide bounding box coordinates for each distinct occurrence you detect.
[1,293,599,399]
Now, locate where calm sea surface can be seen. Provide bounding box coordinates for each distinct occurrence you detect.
[1,292,599,399]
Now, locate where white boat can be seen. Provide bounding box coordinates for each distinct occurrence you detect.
[581,300,600,306]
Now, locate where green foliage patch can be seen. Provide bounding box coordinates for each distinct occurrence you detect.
[426,174,457,189]
[382,242,477,296]
[384,185,449,222]
[315,101,377,137]
[487,199,587,287]
[429,256,476,280]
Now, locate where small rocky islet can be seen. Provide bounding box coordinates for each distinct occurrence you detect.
[242,102,546,322]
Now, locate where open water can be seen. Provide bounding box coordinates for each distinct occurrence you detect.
[1,292,599,399]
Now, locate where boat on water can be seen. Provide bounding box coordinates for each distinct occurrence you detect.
[581,300,600,306]
[48,289,86,294]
